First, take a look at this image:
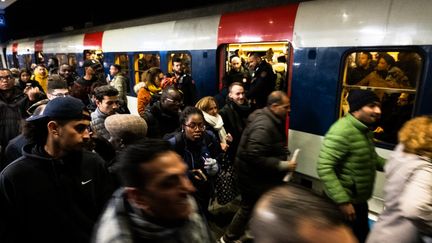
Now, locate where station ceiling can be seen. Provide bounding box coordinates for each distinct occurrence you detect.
[0,0,304,42]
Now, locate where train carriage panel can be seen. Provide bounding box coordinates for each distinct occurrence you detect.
[385,0,432,45]
[43,35,85,63]
[15,40,34,55]
[294,0,432,48]
[103,22,176,52]
[103,15,220,52]
[171,15,220,50]
[289,47,346,178]
[6,42,15,55]
[294,0,391,47]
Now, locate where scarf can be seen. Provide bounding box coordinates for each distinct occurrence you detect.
[202,111,228,144]
[128,196,212,242]
[147,83,161,95]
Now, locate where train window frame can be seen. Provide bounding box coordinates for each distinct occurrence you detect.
[55,54,68,65]
[12,52,19,68]
[35,51,45,65]
[22,54,32,70]
[114,53,131,94]
[167,52,192,75]
[68,54,78,71]
[339,48,424,147]
[83,49,104,63]
[133,53,160,84]
[220,41,290,92]
[114,53,130,78]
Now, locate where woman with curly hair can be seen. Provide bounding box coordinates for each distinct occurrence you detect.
[367,116,432,243]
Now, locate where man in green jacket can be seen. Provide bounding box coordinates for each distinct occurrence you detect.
[317,89,385,243]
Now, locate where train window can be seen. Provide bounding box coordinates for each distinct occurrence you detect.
[167,52,192,75]
[134,53,160,83]
[341,50,422,145]
[68,54,78,71]
[55,54,68,65]
[226,42,288,69]
[35,51,45,65]
[114,54,131,94]
[114,54,130,77]
[22,54,32,70]
[12,52,19,68]
[221,42,289,91]
[84,49,104,63]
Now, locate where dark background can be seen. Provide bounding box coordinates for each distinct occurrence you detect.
[0,0,245,42]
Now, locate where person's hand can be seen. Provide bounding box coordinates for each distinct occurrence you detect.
[203,157,219,176]
[226,133,233,143]
[339,203,356,221]
[374,126,384,133]
[221,143,229,152]
[191,169,207,181]
[286,160,297,171]
[26,87,40,101]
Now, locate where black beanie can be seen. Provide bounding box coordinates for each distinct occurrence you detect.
[348,90,379,112]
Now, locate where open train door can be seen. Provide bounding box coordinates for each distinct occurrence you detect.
[217,41,292,135]
[217,3,298,141]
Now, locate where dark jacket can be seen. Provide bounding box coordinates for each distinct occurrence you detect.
[246,60,276,109]
[235,107,289,197]
[17,80,46,95]
[347,65,375,85]
[168,131,222,214]
[0,87,31,158]
[4,134,28,166]
[144,101,180,138]
[71,77,96,106]
[219,99,251,161]
[222,67,251,91]
[168,72,197,107]
[0,144,114,243]
[168,131,222,182]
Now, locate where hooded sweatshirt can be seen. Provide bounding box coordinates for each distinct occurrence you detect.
[0,144,114,243]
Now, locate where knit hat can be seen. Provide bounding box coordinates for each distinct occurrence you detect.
[105,114,148,140]
[348,90,380,112]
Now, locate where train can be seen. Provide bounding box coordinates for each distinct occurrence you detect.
[2,0,432,216]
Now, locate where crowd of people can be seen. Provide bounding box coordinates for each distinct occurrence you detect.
[0,51,431,243]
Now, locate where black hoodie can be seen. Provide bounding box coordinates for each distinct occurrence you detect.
[0,144,114,243]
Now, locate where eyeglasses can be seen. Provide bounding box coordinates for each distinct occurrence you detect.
[184,123,206,130]
[166,98,183,106]
[0,75,11,81]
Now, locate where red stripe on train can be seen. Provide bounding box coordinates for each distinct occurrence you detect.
[84,32,104,49]
[12,43,18,53]
[35,40,43,52]
[217,4,299,45]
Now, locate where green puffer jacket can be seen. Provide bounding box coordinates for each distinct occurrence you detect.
[317,114,385,204]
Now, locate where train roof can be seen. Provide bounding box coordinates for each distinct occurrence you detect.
[294,0,432,47]
[6,0,432,54]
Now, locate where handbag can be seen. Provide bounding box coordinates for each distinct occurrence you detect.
[215,163,238,205]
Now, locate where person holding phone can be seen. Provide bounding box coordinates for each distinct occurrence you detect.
[167,106,222,218]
